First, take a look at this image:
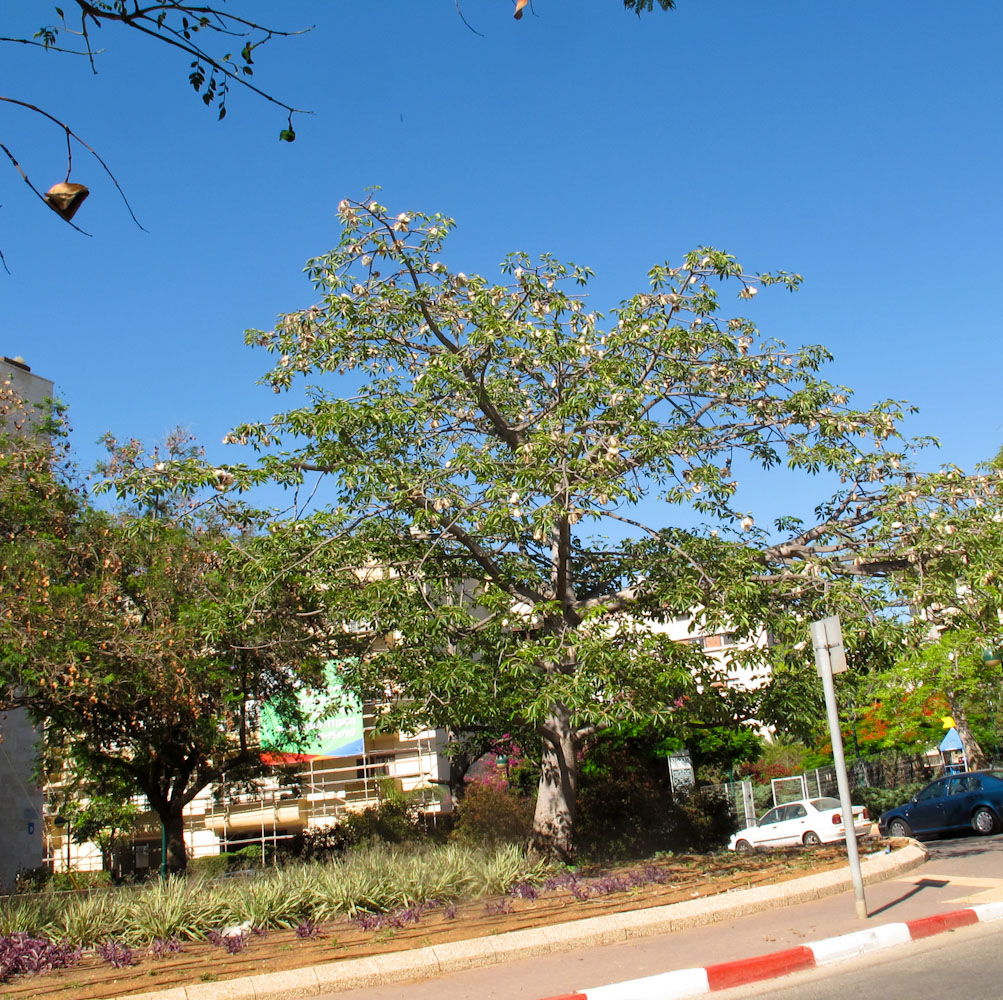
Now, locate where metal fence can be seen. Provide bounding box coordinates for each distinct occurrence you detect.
[703,748,945,831]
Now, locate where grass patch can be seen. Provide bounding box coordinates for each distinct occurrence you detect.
[0,843,550,949]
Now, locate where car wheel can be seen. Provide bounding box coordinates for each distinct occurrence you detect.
[803,831,822,847]
[888,818,911,838]
[972,807,999,836]
[734,839,753,852]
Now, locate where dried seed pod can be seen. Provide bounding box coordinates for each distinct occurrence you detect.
[44,181,89,221]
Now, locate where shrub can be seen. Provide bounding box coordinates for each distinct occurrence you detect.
[451,783,535,847]
[189,855,229,880]
[0,934,79,982]
[288,824,356,863]
[664,787,736,852]
[739,742,811,784]
[189,845,265,880]
[230,845,262,865]
[851,782,925,820]
[14,867,52,894]
[576,748,670,861]
[286,788,428,863]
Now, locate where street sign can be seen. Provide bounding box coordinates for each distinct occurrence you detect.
[811,614,847,675]
[667,751,695,796]
[809,613,866,919]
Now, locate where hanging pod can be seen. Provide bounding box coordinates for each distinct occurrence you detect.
[44,181,90,221]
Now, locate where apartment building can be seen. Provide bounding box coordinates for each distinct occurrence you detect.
[48,709,449,875]
[0,357,50,890]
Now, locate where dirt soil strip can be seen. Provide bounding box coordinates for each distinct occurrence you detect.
[0,848,869,1000]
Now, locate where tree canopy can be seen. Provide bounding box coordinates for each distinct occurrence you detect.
[0,399,330,872]
[201,195,936,859]
[858,451,1003,768]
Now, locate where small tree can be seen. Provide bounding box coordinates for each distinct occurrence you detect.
[0,412,330,873]
[226,197,920,860]
[49,770,139,874]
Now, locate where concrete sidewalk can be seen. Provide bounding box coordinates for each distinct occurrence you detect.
[309,838,1003,1000]
[125,841,951,1000]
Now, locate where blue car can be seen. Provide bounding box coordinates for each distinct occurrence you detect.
[878,770,1003,839]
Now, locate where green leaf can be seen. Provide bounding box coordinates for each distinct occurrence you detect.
[279,128,296,142]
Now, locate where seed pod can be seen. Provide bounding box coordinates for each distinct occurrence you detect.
[44,181,90,221]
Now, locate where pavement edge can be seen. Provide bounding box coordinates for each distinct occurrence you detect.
[558,893,1003,1000]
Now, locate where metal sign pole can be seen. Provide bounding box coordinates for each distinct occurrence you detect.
[810,615,867,920]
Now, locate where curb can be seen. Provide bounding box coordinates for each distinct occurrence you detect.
[123,843,926,1000]
[543,900,1003,1000]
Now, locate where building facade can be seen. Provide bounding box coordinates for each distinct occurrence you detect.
[47,716,449,875]
[0,357,50,890]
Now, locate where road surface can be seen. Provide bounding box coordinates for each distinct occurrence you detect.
[316,832,1003,999]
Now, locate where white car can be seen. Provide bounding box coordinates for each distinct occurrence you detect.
[727,797,871,851]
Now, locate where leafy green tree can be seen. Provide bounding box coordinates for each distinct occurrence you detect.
[49,770,139,874]
[220,195,920,860]
[872,631,1002,769]
[0,404,330,873]
[859,456,1003,768]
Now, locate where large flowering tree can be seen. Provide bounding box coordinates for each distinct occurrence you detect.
[214,195,934,860]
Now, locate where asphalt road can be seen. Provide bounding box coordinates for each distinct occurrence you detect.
[714,915,1003,1000]
[316,832,1003,1000]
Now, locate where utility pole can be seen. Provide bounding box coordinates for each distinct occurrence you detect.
[810,614,867,920]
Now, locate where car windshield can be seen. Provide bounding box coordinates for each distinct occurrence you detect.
[810,797,840,811]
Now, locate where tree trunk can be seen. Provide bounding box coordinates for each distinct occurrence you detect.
[528,702,577,862]
[161,808,188,875]
[947,695,988,771]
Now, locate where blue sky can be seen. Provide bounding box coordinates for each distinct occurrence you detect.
[4,1,1002,527]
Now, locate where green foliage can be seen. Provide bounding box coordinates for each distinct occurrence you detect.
[850,782,925,820]
[738,741,812,784]
[0,413,329,873]
[0,845,551,944]
[287,790,429,863]
[188,855,229,880]
[576,743,735,859]
[222,196,924,858]
[688,727,765,784]
[14,868,114,894]
[666,787,737,852]
[188,846,263,879]
[576,751,670,861]
[855,451,1003,767]
[451,782,535,847]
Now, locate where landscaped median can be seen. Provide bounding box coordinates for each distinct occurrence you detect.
[0,839,925,1000]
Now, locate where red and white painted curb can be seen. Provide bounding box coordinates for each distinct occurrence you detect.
[541,901,1003,1000]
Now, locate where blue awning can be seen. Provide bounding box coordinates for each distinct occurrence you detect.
[939,727,964,752]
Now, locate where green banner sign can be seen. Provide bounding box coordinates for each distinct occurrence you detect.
[260,662,364,762]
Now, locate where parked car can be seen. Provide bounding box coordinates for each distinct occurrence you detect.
[727,797,871,851]
[878,770,1003,839]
